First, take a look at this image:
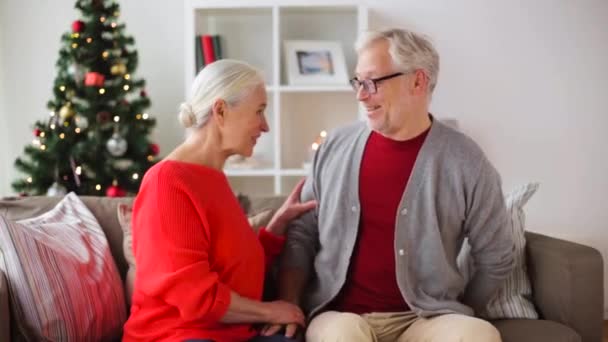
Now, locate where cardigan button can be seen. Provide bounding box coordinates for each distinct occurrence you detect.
[351,206,357,212]
[400,208,408,215]
[399,249,405,256]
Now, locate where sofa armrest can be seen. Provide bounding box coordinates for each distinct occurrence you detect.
[0,269,10,342]
[525,231,603,342]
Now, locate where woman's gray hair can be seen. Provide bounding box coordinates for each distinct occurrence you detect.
[355,28,440,95]
[178,59,265,129]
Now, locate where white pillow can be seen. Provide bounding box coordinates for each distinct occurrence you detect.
[457,182,539,319]
[0,192,126,340]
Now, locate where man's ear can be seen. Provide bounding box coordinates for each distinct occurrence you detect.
[212,99,226,126]
[413,69,428,94]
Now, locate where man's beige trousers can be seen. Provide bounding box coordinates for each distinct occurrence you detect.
[306,311,501,342]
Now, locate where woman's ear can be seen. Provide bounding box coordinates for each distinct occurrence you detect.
[212,99,226,126]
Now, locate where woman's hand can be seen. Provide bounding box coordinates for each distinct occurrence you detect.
[263,300,306,327]
[265,178,317,236]
[260,323,300,338]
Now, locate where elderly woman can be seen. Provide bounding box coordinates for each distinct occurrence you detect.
[123,60,315,342]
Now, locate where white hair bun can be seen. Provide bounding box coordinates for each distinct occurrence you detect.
[178,102,197,128]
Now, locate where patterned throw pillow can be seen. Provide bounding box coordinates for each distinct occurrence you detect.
[0,192,126,341]
[457,182,539,319]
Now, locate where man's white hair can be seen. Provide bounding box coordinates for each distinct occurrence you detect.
[355,28,440,95]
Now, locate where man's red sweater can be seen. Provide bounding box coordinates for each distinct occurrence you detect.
[123,160,284,342]
[332,128,429,314]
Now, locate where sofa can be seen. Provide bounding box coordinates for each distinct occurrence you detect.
[0,195,604,342]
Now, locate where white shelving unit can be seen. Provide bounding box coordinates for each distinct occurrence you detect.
[185,0,368,195]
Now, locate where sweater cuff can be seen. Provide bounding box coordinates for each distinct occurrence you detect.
[259,227,286,256]
[205,282,232,323]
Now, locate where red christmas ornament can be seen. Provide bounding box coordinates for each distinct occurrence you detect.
[34,128,41,137]
[140,90,147,97]
[72,20,85,33]
[84,72,105,87]
[106,185,126,197]
[96,111,111,123]
[149,143,160,156]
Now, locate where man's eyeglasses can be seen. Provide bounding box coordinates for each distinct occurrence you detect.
[349,72,404,94]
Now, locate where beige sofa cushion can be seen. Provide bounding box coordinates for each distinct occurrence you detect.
[117,203,136,306]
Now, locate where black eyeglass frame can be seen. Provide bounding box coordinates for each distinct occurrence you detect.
[349,72,404,94]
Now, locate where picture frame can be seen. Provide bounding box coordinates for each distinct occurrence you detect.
[284,40,349,85]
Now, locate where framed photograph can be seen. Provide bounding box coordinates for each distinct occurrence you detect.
[284,40,348,85]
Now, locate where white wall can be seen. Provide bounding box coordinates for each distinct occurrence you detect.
[0,0,9,197]
[1,0,607,314]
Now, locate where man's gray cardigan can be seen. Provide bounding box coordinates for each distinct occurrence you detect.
[281,119,515,319]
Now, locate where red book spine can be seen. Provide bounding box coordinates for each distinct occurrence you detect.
[202,35,216,65]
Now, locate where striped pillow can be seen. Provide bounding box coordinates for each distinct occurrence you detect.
[457,182,539,319]
[0,192,126,341]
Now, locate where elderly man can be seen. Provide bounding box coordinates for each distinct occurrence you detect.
[269,28,514,342]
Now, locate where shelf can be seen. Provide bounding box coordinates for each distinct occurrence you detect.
[280,168,309,176]
[278,85,353,93]
[224,168,276,176]
[186,1,367,195]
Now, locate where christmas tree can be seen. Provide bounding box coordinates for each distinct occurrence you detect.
[12,0,158,197]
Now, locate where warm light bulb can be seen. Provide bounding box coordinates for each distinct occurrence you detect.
[72,43,78,49]
[59,133,65,139]
[135,114,142,120]
[40,145,47,150]
[102,51,109,58]
[75,128,81,133]
[123,85,130,91]
[111,22,117,28]
[59,86,66,92]
[26,177,33,183]
[50,124,56,130]
[71,33,79,38]
[100,16,106,23]
[95,184,102,191]
[75,166,82,175]
[147,155,154,162]
[49,111,55,116]
[86,37,93,43]
[142,113,149,120]
[39,132,46,138]
[124,74,131,80]
[320,130,327,138]
[132,173,139,180]
[312,142,319,151]
[99,88,106,94]
[113,116,120,122]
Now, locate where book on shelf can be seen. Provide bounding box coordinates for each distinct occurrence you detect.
[212,35,222,60]
[195,36,204,74]
[195,34,223,74]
